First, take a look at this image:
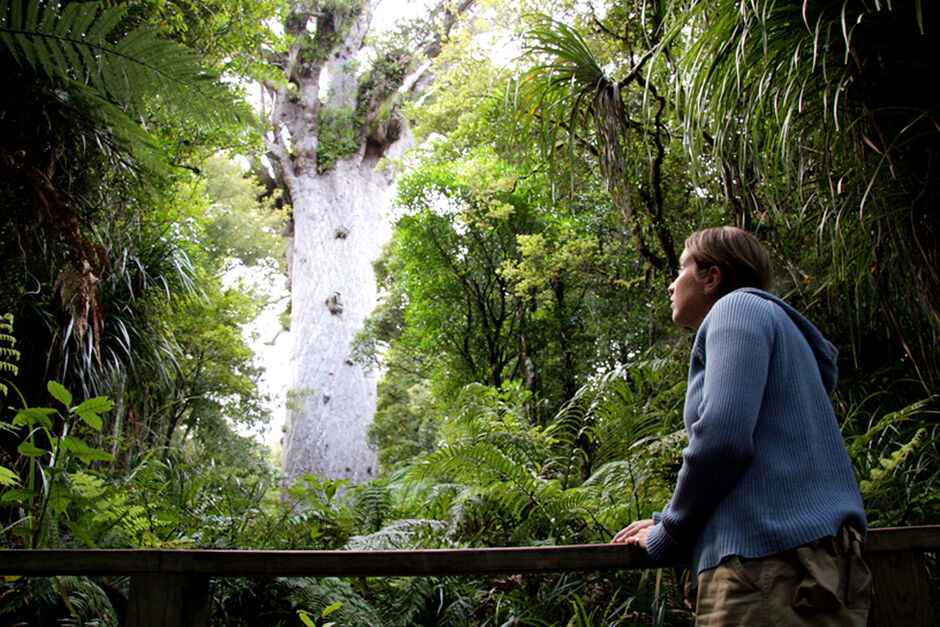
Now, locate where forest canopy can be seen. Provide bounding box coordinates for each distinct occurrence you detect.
[1,0,937,624]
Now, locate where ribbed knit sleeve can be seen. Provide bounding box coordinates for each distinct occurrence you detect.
[646,294,774,566]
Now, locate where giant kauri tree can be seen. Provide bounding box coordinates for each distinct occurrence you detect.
[265,0,473,485]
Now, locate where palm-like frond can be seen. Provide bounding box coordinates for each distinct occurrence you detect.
[657,0,940,383]
[523,16,607,118]
[520,15,679,271]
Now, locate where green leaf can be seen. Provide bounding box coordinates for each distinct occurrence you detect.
[322,601,343,618]
[1,488,39,503]
[73,397,113,430]
[13,407,57,429]
[62,436,115,464]
[74,396,114,415]
[63,519,99,549]
[0,465,21,487]
[17,441,48,457]
[47,381,72,407]
[47,482,70,515]
[297,610,316,627]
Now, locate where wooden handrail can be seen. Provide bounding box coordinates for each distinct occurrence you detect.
[863,525,940,552]
[0,542,659,577]
[2,526,938,626]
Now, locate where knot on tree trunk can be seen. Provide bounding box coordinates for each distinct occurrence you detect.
[325,291,343,315]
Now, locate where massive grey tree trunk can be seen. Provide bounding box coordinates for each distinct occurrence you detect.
[263,0,412,485]
[282,145,410,484]
[263,0,473,486]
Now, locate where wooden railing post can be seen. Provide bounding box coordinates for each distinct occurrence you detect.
[864,525,939,627]
[126,573,209,627]
[867,550,935,627]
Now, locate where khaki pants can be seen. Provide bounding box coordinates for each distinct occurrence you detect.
[695,527,872,626]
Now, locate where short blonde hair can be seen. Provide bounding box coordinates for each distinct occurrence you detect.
[684,226,772,293]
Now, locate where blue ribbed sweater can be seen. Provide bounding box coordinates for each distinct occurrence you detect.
[645,288,867,576]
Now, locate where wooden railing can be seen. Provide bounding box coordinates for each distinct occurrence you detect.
[2,525,938,626]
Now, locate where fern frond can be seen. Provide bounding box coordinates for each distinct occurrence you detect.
[0,0,245,129]
[346,518,448,550]
[545,360,683,488]
[859,427,929,497]
[0,312,15,332]
[846,397,934,460]
[350,481,392,533]
[52,576,119,626]
[0,313,19,394]
[279,576,383,626]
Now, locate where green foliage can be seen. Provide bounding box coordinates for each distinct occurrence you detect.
[0,0,249,154]
[844,396,939,527]
[356,47,410,139]
[127,0,282,78]
[0,312,19,399]
[382,346,687,553]
[366,350,438,472]
[0,0,276,434]
[2,381,114,548]
[317,105,360,171]
[652,0,940,388]
[1,0,938,624]
[365,51,407,93]
[548,356,686,507]
[293,0,364,65]
[0,320,20,485]
[200,155,288,271]
[373,159,538,396]
[285,473,357,548]
[0,575,121,626]
[521,14,682,273]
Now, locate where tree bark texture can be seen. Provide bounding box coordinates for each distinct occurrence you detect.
[282,149,409,484]
[265,0,413,485]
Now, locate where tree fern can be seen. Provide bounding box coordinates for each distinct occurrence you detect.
[547,358,684,488]
[0,0,244,129]
[407,422,606,543]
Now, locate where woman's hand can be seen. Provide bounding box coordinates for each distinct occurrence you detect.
[611,519,654,548]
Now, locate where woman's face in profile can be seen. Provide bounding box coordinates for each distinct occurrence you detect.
[668,249,718,329]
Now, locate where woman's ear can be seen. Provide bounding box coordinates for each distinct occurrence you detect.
[702,265,723,295]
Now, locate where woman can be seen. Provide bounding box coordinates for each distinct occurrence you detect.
[613,227,871,625]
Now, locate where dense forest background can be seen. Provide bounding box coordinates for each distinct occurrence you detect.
[1,0,937,624]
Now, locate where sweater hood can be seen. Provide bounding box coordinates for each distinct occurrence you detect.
[733,288,839,393]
